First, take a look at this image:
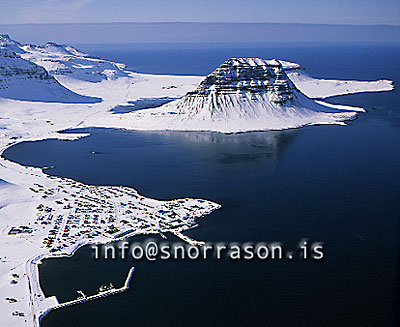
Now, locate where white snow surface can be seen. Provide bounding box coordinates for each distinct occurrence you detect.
[19,42,130,83]
[0,36,394,327]
[279,60,393,98]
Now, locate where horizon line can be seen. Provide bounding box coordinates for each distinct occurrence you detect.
[1,21,399,28]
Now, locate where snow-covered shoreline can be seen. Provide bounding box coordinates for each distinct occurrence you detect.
[0,147,221,327]
[0,35,394,327]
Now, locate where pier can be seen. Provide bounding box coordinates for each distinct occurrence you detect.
[52,266,135,310]
[170,230,205,246]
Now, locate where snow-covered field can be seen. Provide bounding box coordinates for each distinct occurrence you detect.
[280,60,393,98]
[0,34,394,327]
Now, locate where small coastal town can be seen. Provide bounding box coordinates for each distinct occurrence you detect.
[0,154,220,327]
[11,178,218,254]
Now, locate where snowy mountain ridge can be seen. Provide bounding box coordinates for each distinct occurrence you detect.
[0,40,100,103]
[20,42,129,82]
[0,34,129,83]
[0,34,25,54]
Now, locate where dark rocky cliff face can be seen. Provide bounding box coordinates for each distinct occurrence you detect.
[0,48,53,86]
[187,58,298,103]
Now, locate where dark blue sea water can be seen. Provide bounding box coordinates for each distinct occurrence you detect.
[3,43,400,327]
[75,42,398,80]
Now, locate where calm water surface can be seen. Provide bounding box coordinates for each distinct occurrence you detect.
[3,43,399,327]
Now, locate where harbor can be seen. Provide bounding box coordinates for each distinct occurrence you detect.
[52,266,135,310]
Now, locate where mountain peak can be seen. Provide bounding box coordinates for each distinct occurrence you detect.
[0,34,25,54]
[187,57,297,104]
[0,34,20,45]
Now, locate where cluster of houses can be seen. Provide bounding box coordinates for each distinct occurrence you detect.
[8,226,33,235]
[7,179,214,255]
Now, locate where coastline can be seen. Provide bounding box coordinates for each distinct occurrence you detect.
[0,52,394,327]
[0,131,220,327]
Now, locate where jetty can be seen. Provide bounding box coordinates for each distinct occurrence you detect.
[52,266,135,310]
[170,230,205,246]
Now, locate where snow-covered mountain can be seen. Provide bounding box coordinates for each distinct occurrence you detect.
[180,58,298,115]
[122,58,361,132]
[0,35,101,103]
[20,42,129,83]
[1,34,129,83]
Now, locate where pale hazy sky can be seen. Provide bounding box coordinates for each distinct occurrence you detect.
[1,0,399,25]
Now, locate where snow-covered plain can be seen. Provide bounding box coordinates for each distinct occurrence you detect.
[0,35,394,327]
[280,60,393,99]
